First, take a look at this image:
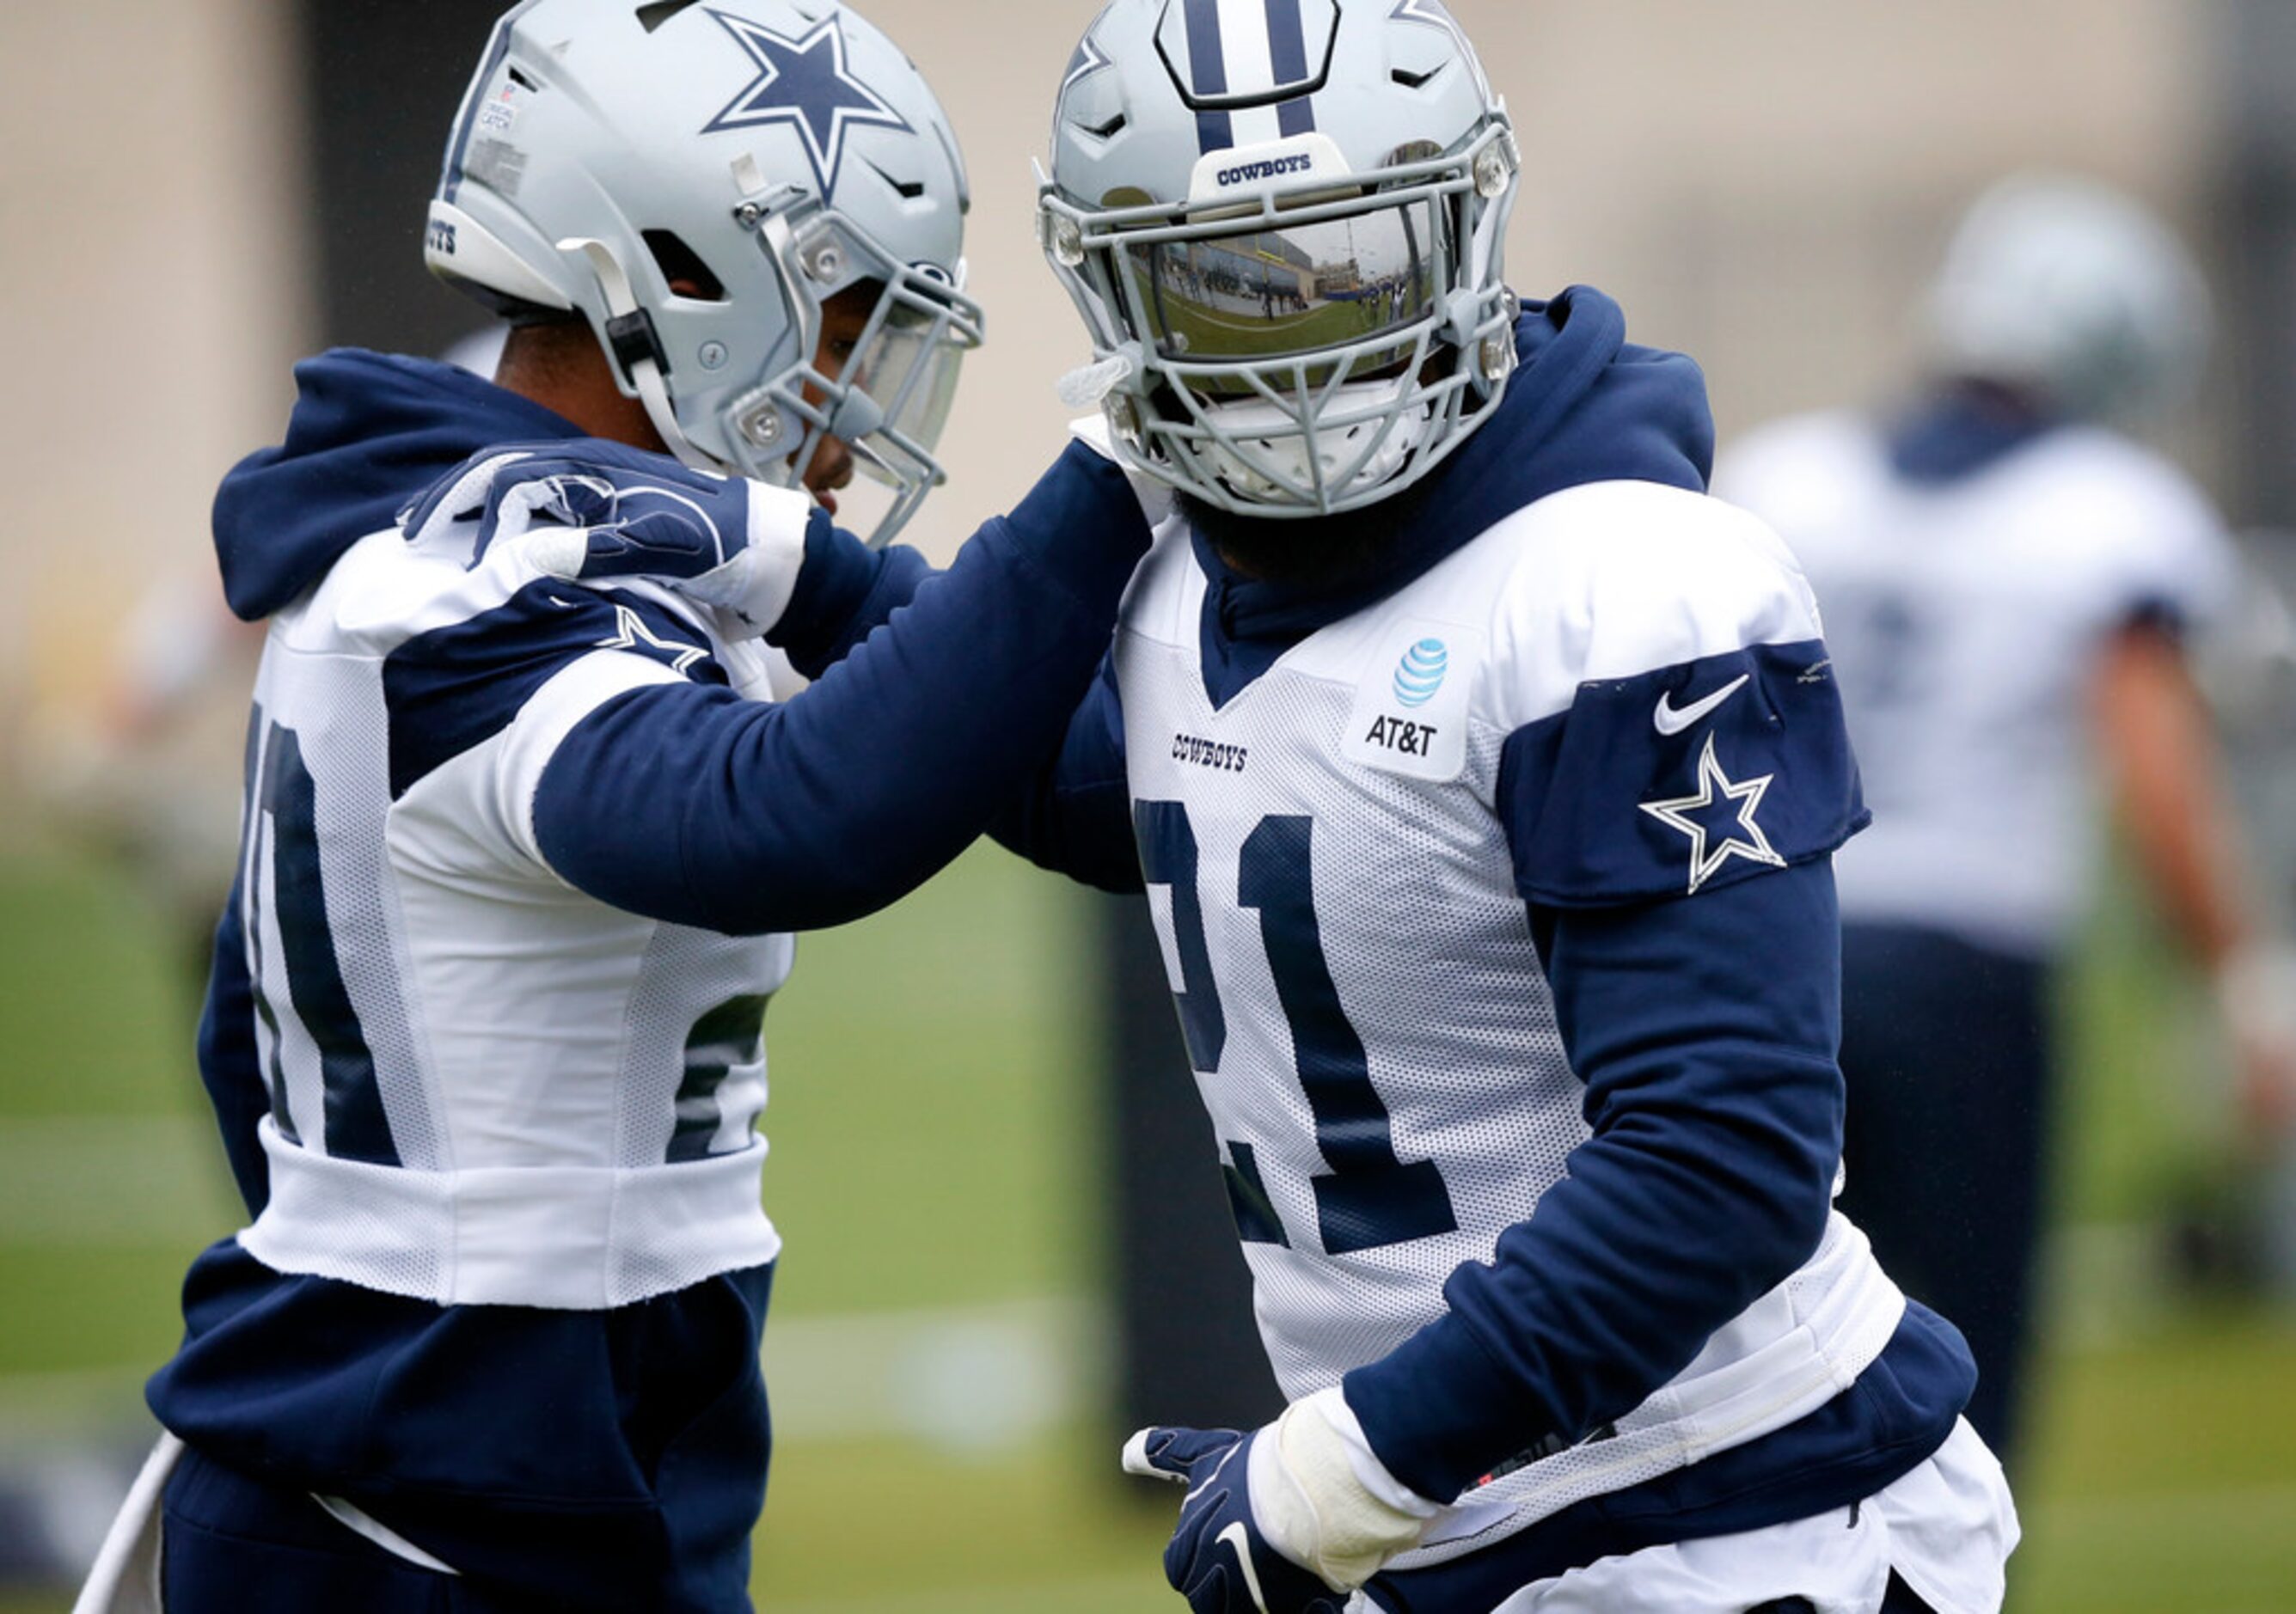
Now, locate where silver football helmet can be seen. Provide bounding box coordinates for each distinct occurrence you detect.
[426,0,982,545]
[1922,173,2212,424]
[1040,0,1521,519]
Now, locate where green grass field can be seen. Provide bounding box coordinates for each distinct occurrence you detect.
[0,841,2291,1611]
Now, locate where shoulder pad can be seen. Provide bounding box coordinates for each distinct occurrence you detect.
[1456,481,1825,734]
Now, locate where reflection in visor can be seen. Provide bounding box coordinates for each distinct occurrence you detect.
[1118,201,1441,395]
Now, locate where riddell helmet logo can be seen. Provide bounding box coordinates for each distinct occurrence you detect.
[1392,639,1448,707]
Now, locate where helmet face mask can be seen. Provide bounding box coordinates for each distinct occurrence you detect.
[718,188,983,537]
[1040,0,1521,521]
[426,0,979,545]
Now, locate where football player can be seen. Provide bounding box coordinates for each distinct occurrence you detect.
[408,3,2022,1609]
[1716,175,2296,1464]
[1002,3,2018,1610]
[76,3,1152,1610]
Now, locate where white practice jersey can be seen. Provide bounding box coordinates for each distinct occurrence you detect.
[1717,412,2236,957]
[1112,482,1904,1556]
[229,519,788,1311]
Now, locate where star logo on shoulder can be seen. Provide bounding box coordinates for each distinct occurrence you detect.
[1638,734,1787,895]
[596,603,710,676]
[701,9,910,198]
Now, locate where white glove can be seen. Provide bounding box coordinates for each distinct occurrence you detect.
[1250,1388,1440,1591]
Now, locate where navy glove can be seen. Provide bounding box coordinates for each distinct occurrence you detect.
[1125,1427,1352,1614]
[402,438,825,635]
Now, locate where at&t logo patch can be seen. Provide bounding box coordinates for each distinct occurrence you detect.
[1344,621,1479,784]
[1393,639,1448,707]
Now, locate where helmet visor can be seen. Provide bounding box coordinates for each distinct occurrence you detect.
[845,290,969,486]
[1114,200,1443,396]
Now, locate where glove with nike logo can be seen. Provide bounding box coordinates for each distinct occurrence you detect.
[1124,1388,1438,1614]
[401,438,829,637]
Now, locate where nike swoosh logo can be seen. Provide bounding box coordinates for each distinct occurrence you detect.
[1216,1522,1271,1613]
[1653,674,1750,737]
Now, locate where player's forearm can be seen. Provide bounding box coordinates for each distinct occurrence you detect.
[763,521,935,682]
[1343,862,1844,1501]
[2092,624,2253,967]
[986,657,1145,893]
[531,443,1150,933]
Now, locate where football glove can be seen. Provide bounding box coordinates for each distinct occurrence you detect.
[401,438,821,637]
[1124,1389,1436,1614]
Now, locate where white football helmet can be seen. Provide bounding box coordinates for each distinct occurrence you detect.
[1923,173,2212,424]
[426,0,983,544]
[1039,0,1521,519]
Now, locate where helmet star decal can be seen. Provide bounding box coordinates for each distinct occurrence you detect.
[1389,0,1491,101]
[1061,32,1113,97]
[1638,734,1789,895]
[701,9,911,198]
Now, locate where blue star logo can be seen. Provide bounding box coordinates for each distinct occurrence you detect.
[1638,735,1788,895]
[701,9,910,199]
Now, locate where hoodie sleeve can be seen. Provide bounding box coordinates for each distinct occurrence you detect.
[1341,492,1864,1501]
[985,652,1143,894]
[511,442,1148,933]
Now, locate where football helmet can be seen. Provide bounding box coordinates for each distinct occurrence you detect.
[1040,0,1521,519]
[426,0,982,545]
[1922,173,2212,424]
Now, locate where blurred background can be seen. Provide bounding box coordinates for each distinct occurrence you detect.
[3,1,2294,1609]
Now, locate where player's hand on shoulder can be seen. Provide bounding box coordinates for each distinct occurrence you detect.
[1123,1389,1434,1614]
[401,438,823,637]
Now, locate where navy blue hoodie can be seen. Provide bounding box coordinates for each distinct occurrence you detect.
[982,288,1973,1596]
[152,348,1153,1611]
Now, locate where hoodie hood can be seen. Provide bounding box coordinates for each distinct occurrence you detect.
[1883,380,2060,486]
[213,348,587,621]
[1192,284,1714,663]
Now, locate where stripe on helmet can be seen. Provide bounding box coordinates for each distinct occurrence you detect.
[1184,0,1235,152]
[1266,0,1318,135]
[1185,0,1319,152]
[438,0,546,204]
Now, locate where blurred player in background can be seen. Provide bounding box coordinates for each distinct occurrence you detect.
[989,3,2013,1610]
[74,2,1155,1610]
[1716,174,2296,1465]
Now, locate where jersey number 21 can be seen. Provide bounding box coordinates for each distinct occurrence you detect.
[1136,802,1457,1257]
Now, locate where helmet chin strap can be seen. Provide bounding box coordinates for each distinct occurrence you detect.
[560,236,726,475]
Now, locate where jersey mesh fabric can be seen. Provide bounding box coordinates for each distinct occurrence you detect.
[245,645,435,1170]
[617,923,792,1170]
[1142,662,1585,1393]
[230,527,789,1309]
[1111,511,1902,1555]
